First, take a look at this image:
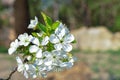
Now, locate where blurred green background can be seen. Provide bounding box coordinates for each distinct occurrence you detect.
[0,0,120,80]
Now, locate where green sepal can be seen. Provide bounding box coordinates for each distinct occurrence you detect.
[47,42,54,51]
[41,12,53,26]
[71,40,77,43]
[31,56,36,62]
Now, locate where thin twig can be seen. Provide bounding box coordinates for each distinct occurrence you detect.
[0,67,17,80]
[0,58,28,80]
[6,67,18,80]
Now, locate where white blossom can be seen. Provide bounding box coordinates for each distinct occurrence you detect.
[16,57,29,78]
[54,43,62,51]
[8,39,19,55]
[29,45,42,58]
[29,45,39,53]
[30,37,40,46]
[27,56,32,61]
[36,49,42,58]
[41,36,49,46]
[49,34,59,44]
[28,16,38,29]
[18,33,32,46]
[60,62,73,68]
[8,16,75,79]
[27,64,37,78]
[50,23,75,52]
[63,34,75,43]
[62,43,73,52]
[42,51,53,66]
[37,32,43,37]
[35,59,43,65]
[55,23,66,40]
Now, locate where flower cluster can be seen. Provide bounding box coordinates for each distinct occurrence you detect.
[8,12,76,79]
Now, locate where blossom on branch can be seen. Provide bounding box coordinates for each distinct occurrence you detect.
[8,12,76,79]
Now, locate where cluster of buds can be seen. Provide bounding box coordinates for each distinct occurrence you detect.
[8,13,76,79]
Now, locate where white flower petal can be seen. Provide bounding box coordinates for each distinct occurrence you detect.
[10,39,19,47]
[28,65,37,78]
[62,43,72,52]
[64,34,75,43]
[18,33,31,46]
[32,74,37,78]
[36,49,42,58]
[29,64,36,69]
[27,56,32,61]
[37,32,43,37]
[35,59,43,65]
[28,16,38,29]
[43,51,52,58]
[24,64,29,70]
[52,50,61,56]
[45,66,53,71]
[18,33,28,41]
[24,71,29,78]
[8,47,16,55]
[41,36,49,46]
[60,62,73,68]
[29,45,39,53]
[23,42,30,46]
[28,64,36,72]
[54,43,62,50]
[35,16,38,21]
[8,39,19,55]
[44,59,52,66]
[41,73,47,78]
[28,24,33,29]
[16,56,23,64]
[69,58,75,63]
[28,35,34,41]
[17,65,24,72]
[55,23,66,40]
[31,37,40,46]
[64,27,70,34]
[49,34,59,44]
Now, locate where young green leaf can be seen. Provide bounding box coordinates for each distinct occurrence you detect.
[38,23,47,33]
[32,32,38,37]
[41,12,53,26]
[52,21,60,30]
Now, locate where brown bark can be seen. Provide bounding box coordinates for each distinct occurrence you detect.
[53,0,59,21]
[83,1,91,27]
[13,0,30,36]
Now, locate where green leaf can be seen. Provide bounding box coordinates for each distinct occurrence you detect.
[32,32,38,37]
[41,12,53,26]
[38,23,47,33]
[52,21,60,30]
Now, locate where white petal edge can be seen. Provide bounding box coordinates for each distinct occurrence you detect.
[36,49,42,58]
[41,36,49,46]
[62,43,72,52]
[64,34,75,43]
[29,45,39,53]
[54,43,62,50]
[49,34,60,44]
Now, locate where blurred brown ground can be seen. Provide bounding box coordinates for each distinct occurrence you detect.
[0,53,92,80]
[0,52,120,80]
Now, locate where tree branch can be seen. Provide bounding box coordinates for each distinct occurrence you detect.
[0,67,17,80]
[0,58,28,80]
